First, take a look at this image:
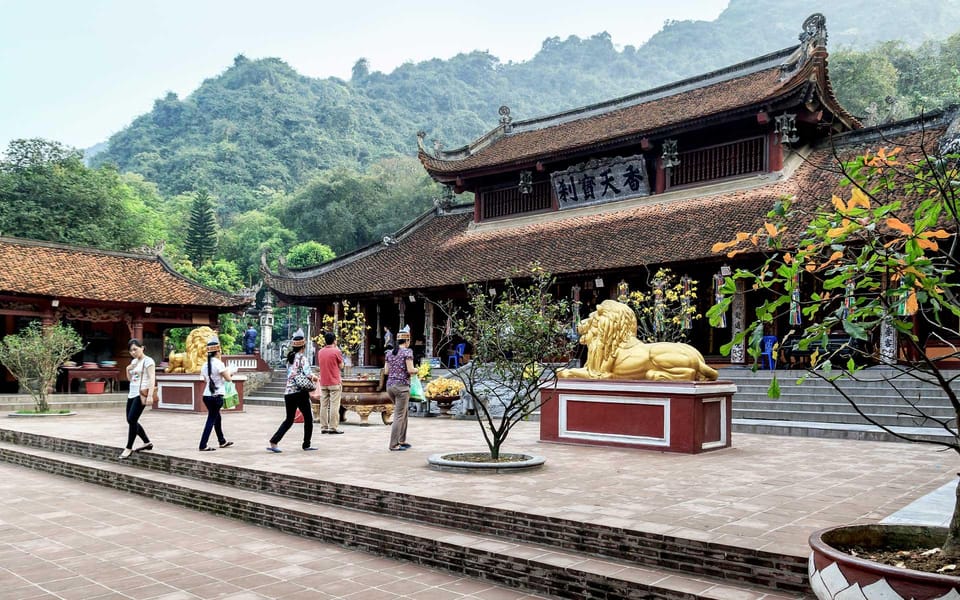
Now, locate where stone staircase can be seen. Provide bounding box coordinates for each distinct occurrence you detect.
[0,428,807,600]
[242,368,287,406]
[722,367,959,443]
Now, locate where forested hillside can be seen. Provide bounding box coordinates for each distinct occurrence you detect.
[93,0,960,211]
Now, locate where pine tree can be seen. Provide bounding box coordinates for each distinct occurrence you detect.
[185,189,218,265]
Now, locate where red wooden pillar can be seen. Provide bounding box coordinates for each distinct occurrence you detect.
[655,158,666,194]
[767,131,783,172]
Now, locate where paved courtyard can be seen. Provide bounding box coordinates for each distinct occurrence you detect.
[0,462,549,600]
[2,404,957,561]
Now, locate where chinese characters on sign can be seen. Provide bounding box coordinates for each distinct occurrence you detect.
[550,154,650,210]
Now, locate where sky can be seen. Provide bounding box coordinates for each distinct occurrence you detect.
[0,0,728,152]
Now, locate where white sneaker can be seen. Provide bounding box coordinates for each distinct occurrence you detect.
[119,448,133,459]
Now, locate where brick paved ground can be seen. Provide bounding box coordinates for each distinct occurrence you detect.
[2,405,956,559]
[0,462,548,600]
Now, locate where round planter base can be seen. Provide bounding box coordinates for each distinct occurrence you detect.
[427,452,545,474]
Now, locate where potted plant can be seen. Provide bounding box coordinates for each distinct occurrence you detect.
[0,321,84,414]
[710,135,960,594]
[432,265,575,470]
[425,376,465,417]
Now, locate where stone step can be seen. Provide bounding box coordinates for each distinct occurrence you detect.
[733,408,955,427]
[0,429,807,596]
[733,418,954,443]
[0,441,802,600]
[0,393,128,412]
[733,399,955,417]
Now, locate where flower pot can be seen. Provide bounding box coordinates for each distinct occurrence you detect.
[809,525,960,600]
[84,380,106,394]
[428,395,459,418]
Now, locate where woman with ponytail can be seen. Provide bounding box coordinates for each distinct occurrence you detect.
[198,335,235,451]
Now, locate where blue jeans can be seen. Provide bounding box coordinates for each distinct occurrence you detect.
[200,395,226,449]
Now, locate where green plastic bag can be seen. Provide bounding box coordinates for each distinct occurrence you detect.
[409,374,425,400]
[223,381,239,409]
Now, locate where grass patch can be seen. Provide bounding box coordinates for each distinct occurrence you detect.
[14,409,71,415]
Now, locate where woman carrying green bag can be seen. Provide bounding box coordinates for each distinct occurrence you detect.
[198,335,236,451]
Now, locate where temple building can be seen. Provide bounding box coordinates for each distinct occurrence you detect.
[0,237,251,391]
[262,14,957,367]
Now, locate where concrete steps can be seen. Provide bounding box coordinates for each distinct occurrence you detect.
[722,367,960,442]
[0,392,127,412]
[243,369,287,406]
[0,429,806,599]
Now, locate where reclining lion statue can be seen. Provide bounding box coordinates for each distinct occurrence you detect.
[559,300,717,381]
[165,326,215,374]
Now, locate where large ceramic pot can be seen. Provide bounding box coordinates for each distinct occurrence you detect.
[809,525,960,600]
[332,378,393,425]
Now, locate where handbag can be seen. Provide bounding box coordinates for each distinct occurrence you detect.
[136,361,158,402]
[223,381,239,409]
[293,373,315,391]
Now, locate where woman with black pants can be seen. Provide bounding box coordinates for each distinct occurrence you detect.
[198,335,235,451]
[120,339,154,459]
[267,329,317,452]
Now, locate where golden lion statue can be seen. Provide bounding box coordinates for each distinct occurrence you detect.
[559,300,717,381]
[165,326,215,373]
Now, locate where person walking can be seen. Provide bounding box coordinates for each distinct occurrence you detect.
[198,335,235,451]
[267,329,317,452]
[384,325,416,451]
[120,339,154,459]
[317,331,344,434]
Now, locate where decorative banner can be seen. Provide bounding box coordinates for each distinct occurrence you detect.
[681,275,693,330]
[653,279,665,334]
[551,154,650,210]
[841,278,854,320]
[713,273,727,328]
[789,274,802,326]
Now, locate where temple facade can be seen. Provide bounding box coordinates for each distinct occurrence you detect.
[262,14,957,367]
[0,236,251,391]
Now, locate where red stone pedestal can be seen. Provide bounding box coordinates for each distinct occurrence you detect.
[153,374,245,412]
[539,379,736,453]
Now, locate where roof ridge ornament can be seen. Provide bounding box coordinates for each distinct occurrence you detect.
[432,186,456,214]
[778,13,827,81]
[382,235,399,246]
[499,105,513,133]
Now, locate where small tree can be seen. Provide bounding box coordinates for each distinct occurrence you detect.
[709,139,960,563]
[447,266,575,459]
[0,322,83,412]
[618,268,700,342]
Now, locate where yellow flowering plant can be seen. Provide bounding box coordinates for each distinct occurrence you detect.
[417,362,432,380]
[618,268,700,343]
[425,377,465,399]
[319,300,369,364]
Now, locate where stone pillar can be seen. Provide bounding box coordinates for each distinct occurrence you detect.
[730,279,746,364]
[260,292,274,353]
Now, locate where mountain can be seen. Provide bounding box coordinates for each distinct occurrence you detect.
[92,0,960,213]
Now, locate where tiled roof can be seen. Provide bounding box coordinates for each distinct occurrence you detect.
[0,237,249,308]
[265,118,950,303]
[419,41,857,177]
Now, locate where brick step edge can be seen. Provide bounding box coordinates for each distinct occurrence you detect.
[0,428,806,594]
[0,443,798,600]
